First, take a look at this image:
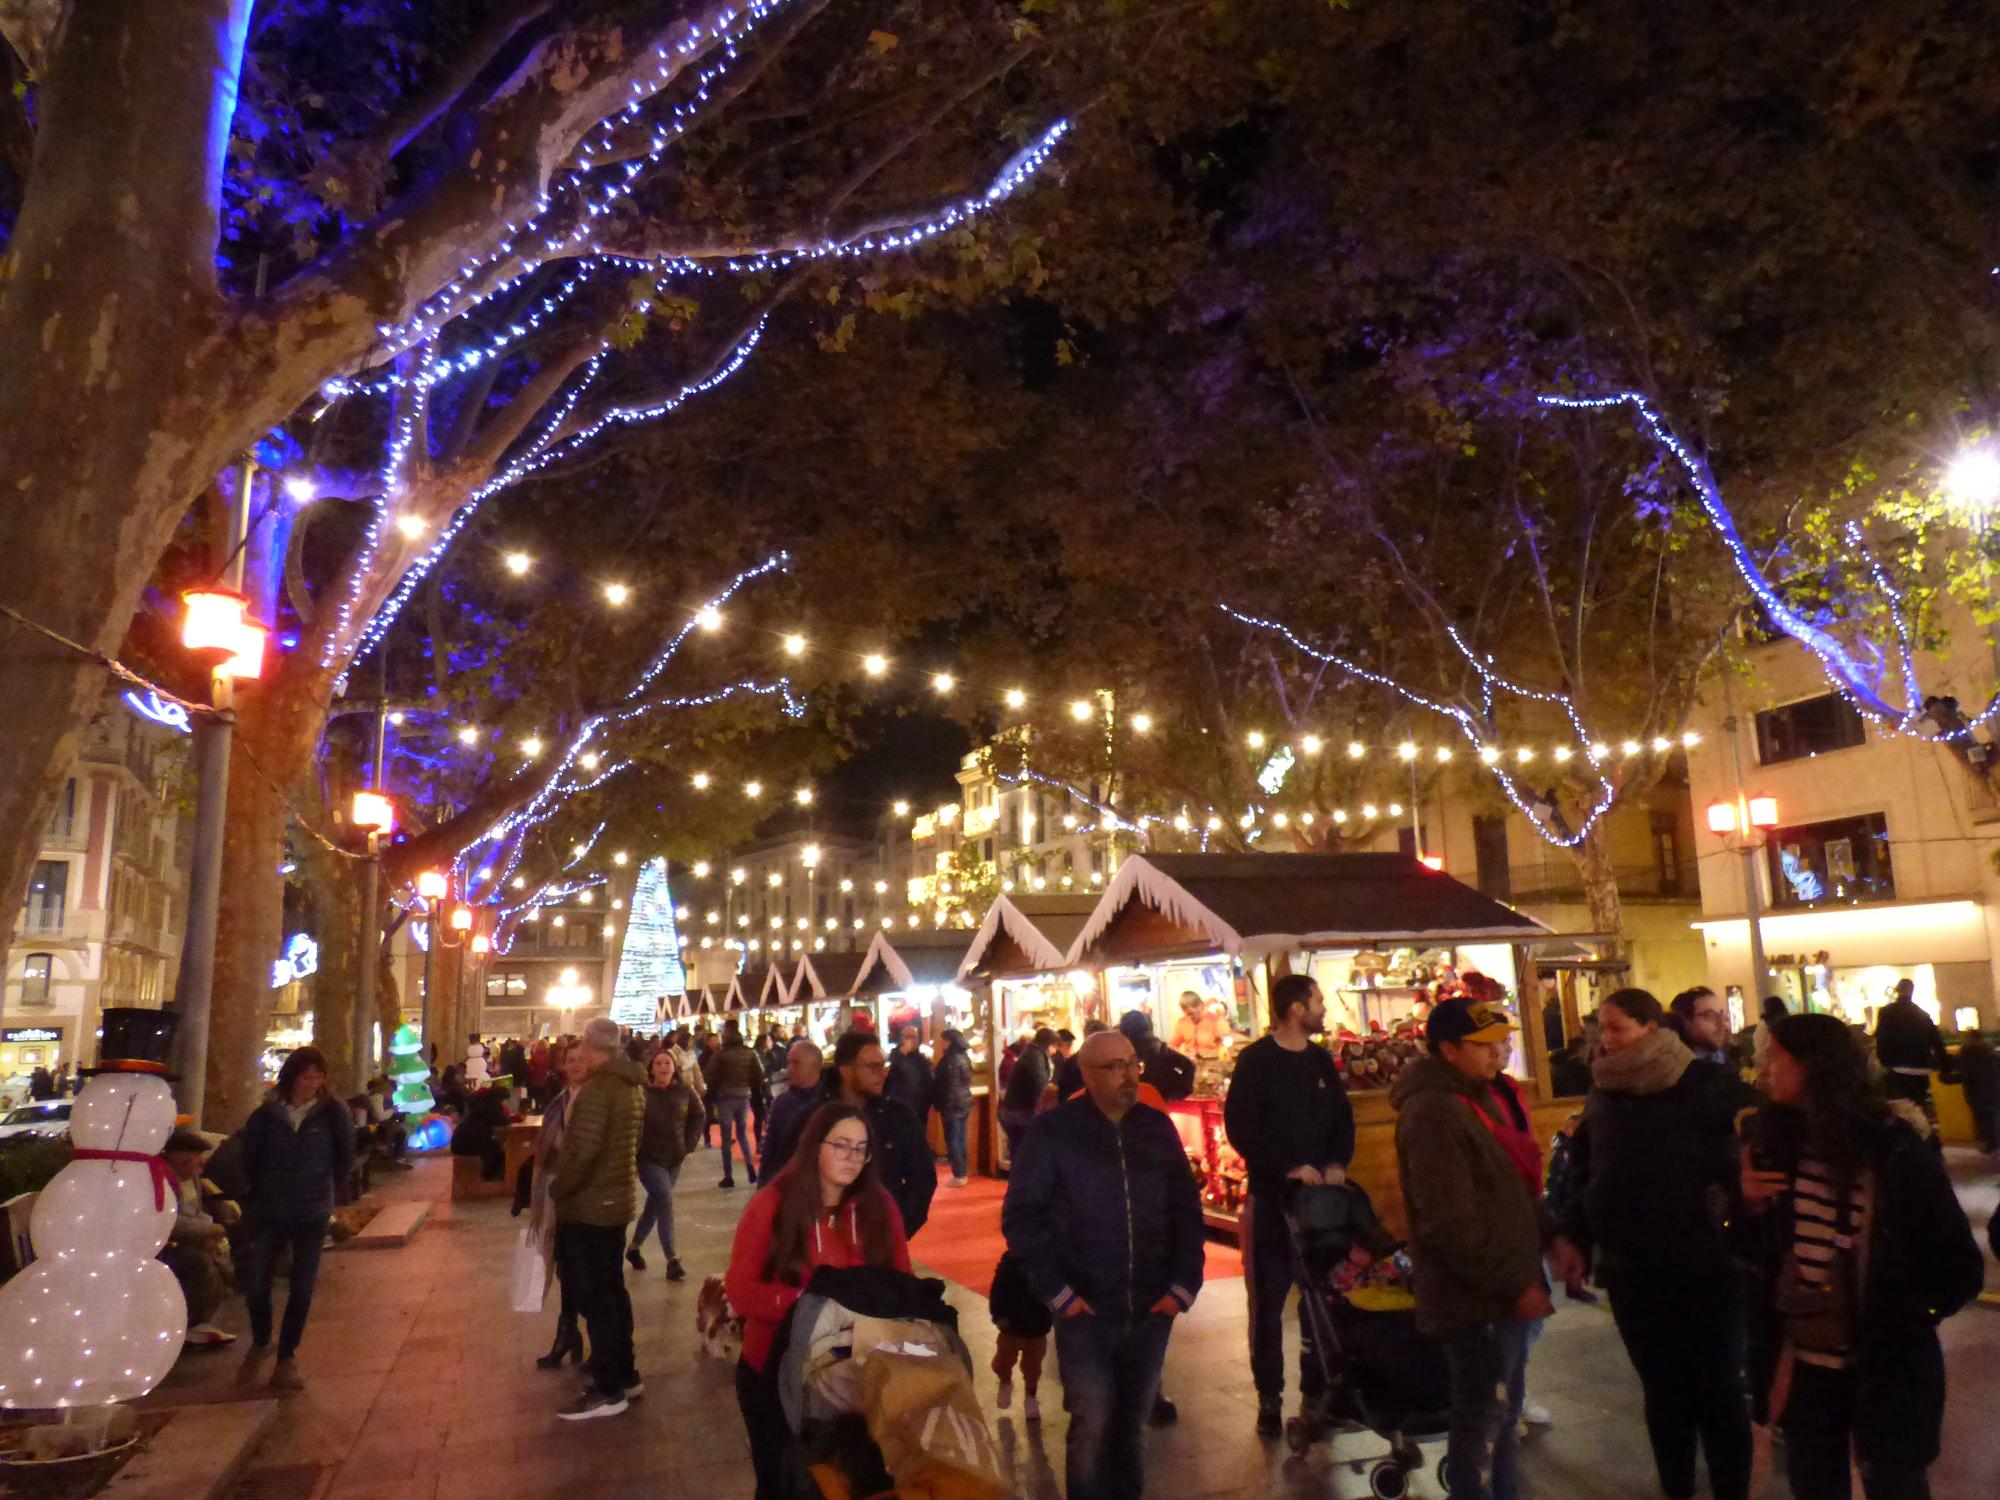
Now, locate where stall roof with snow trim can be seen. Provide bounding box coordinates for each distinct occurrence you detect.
[1066,852,1552,965]
[726,965,773,1011]
[958,893,1098,981]
[854,927,980,995]
[789,949,870,1004]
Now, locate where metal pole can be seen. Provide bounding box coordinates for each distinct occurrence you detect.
[171,674,231,1120]
[1409,757,1423,855]
[1720,692,1772,1010]
[355,834,379,1091]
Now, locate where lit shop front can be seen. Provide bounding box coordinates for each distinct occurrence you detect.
[1694,898,1995,1032]
[1066,852,1578,1238]
[0,1024,68,1086]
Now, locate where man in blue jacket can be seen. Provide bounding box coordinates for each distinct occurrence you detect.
[1002,1030,1204,1500]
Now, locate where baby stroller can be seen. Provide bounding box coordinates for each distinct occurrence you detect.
[1280,1182,1453,1498]
[774,1266,1007,1500]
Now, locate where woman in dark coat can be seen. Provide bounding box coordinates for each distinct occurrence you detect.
[935,1029,975,1186]
[627,1048,704,1280]
[1739,1013,1984,1500]
[1564,989,1753,1500]
[237,1046,356,1392]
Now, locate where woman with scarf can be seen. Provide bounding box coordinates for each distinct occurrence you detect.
[1562,988,1754,1500]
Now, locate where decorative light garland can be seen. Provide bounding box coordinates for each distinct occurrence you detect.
[1538,389,2000,736]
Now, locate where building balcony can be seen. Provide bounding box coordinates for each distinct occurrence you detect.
[16,911,88,944]
[1490,859,1701,908]
[41,818,88,853]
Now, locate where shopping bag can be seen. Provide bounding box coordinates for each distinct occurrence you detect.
[511,1226,549,1314]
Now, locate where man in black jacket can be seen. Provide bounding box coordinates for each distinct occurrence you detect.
[779,1031,937,1237]
[1874,978,1952,1114]
[1003,1031,1203,1500]
[1223,973,1356,1435]
[1117,1011,1195,1101]
[886,1024,935,1126]
[1000,1026,1057,1156]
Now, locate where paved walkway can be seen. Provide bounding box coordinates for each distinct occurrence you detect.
[147,1147,2000,1500]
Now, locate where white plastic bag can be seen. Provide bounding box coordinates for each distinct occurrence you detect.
[511,1226,549,1314]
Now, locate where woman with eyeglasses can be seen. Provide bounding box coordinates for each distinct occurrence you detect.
[725,1102,911,1500]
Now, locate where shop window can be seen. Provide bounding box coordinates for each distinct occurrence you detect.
[1755,693,1866,766]
[19,953,53,1006]
[1765,812,1894,909]
[1651,809,1686,895]
[1472,816,1511,900]
[22,860,66,934]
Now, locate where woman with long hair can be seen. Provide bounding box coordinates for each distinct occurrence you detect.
[628,1047,703,1280]
[1739,1013,1982,1500]
[524,1044,590,1369]
[725,1102,911,1500]
[1563,988,1752,1500]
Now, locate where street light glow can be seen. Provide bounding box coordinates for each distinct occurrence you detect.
[604,582,631,606]
[503,551,532,576]
[782,632,807,656]
[862,653,888,677]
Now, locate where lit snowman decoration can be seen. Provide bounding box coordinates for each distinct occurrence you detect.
[0,1016,186,1411]
[463,1034,490,1085]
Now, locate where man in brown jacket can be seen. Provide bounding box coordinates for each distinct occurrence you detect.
[1391,999,1581,1500]
[550,1017,645,1420]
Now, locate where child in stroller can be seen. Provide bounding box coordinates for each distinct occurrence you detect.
[1282,1181,1453,1497]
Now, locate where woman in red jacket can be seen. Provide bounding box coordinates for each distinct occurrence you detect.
[726,1102,911,1500]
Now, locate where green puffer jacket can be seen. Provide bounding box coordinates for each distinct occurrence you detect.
[1390,1056,1552,1336]
[549,1054,645,1226]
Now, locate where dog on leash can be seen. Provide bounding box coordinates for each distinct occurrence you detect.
[695,1275,744,1362]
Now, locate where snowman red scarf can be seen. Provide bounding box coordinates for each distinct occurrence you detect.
[72,1148,176,1211]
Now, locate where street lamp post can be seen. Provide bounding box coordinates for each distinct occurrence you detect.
[171,582,270,1120]
[1707,772,1781,1018]
[349,790,395,1091]
[415,870,447,1063]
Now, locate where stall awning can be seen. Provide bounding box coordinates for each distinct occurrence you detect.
[791,949,870,1003]
[957,893,1098,980]
[856,927,979,993]
[1067,853,1553,965]
[726,966,771,1011]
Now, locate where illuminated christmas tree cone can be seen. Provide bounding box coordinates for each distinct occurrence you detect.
[0,1010,185,1411]
[388,1024,434,1115]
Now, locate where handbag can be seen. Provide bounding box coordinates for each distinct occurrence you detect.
[1772,1170,1870,1357]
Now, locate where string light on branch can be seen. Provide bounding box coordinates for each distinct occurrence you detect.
[782,633,807,657]
[696,606,723,631]
[503,552,532,576]
[931,672,956,694]
[862,654,888,678]
[457,726,480,746]
[691,772,711,790]
[1130,713,1153,734]
[1004,688,1027,710]
[1069,699,1094,723]
[604,582,632,607]
[520,736,543,758]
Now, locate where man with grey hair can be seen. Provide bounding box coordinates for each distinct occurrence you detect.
[757,1039,825,1175]
[550,1017,645,1420]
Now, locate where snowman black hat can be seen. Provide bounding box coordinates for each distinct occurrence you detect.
[87,1006,180,1077]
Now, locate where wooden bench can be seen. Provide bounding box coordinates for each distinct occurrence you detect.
[340,1200,431,1250]
[451,1154,511,1200]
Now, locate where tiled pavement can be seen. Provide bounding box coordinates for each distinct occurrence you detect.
[146,1148,2000,1500]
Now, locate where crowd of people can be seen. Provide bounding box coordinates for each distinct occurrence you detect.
[192,978,1998,1500]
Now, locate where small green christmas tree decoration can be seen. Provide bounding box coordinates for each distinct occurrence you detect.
[388,1024,433,1114]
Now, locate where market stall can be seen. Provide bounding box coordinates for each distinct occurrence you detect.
[960,894,1101,1049]
[788,951,871,1045]
[1066,852,1573,1238]
[851,928,981,1043]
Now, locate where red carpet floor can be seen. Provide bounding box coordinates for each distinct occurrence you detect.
[914,1165,1244,1298]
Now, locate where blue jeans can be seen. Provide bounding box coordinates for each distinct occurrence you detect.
[1054,1313,1174,1500]
[717,1094,755,1179]
[1440,1319,1534,1500]
[631,1160,681,1257]
[239,1217,329,1358]
[942,1111,969,1179]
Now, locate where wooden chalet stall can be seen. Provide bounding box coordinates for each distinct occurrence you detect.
[789,950,873,1046]
[955,894,1097,1172]
[1067,852,1581,1239]
[848,927,992,1172]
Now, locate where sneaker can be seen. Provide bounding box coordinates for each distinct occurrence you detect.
[1523,1401,1554,1428]
[268,1359,305,1394]
[1150,1393,1179,1426]
[1256,1397,1282,1437]
[558,1389,629,1421]
[995,1380,1013,1411]
[624,1378,644,1399]
[1023,1394,1042,1423]
[949,1176,969,1188]
[666,1257,687,1282]
[185,1323,235,1347]
[746,1166,758,1185]
[719,1177,736,1190]
[626,1247,646,1272]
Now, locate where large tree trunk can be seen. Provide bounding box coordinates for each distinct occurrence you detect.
[300,837,360,1095]
[0,0,255,944]
[1568,821,1628,964]
[203,666,326,1127]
